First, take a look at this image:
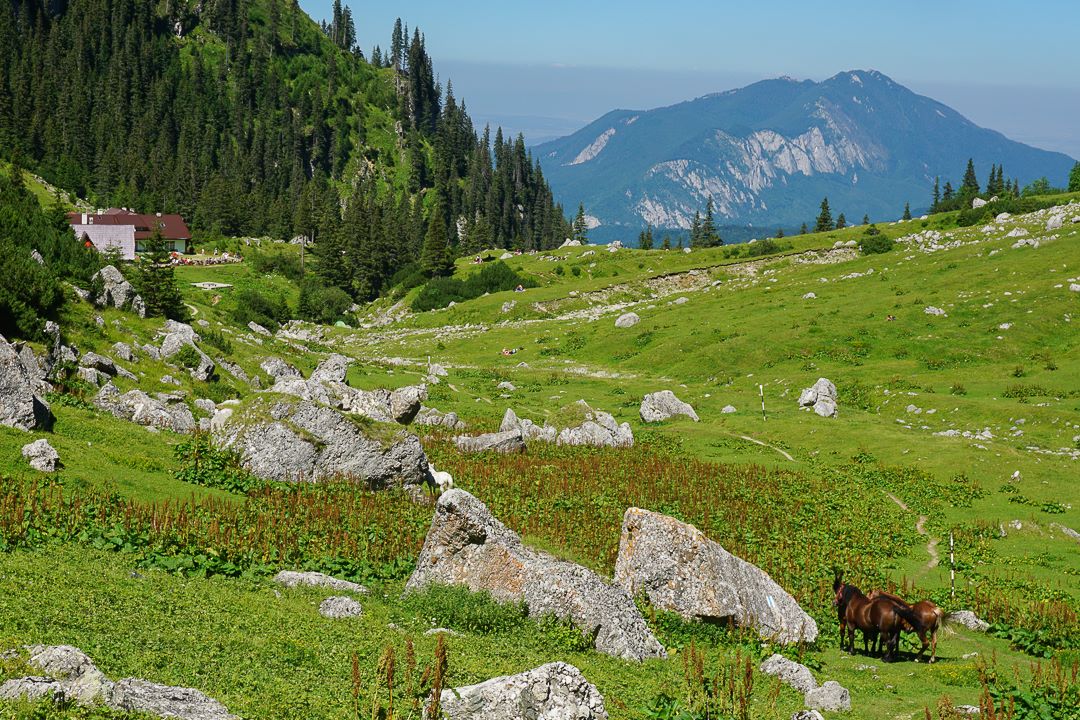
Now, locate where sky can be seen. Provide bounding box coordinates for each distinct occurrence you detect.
[300,1,1080,157]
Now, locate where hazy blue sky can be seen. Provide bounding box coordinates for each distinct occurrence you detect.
[299,1,1080,157]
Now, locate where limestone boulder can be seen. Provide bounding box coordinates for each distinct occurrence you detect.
[0,333,54,431]
[805,681,850,712]
[557,402,633,448]
[798,378,838,418]
[948,610,989,632]
[107,678,238,720]
[273,570,367,594]
[261,356,302,381]
[406,490,664,662]
[158,321,214,381]
[215,399,429,489]
[453,429,526,454]
[614,508,818,644]
[640,390,699,422]
[760,654,817,694]
[614,312,640,328]
[90,265,136,310]
[94,383,195,433]
[437,662,608,720]
[22,439,61,472]
[319,596,363,619]
[414,406,466,431]
[500,408,557,443]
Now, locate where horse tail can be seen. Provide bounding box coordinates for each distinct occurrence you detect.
[936,607,958,636]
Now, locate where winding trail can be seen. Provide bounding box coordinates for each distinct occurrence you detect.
[886,492,939,572]
[736,434,795,462]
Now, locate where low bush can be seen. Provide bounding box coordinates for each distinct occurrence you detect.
[412,261,536,312]
[859,234,895,255]
[174,432,265,494]
[230,288,291,331]
[250,250,303,281]
[298,278,352,325]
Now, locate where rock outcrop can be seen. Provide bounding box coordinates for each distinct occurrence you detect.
[158,320,215,382]
[614,508,818,644]
[0,333,54,431]
[108,678,237,720]
[500,408,557,443]
[90,265,145,317]
[406,490,665,662]
[798,378,838,418]
[22,439,61,472]
[273,570,367,594]
[437,662,608,720]
[414,406,466,430]
[94,383,195,433]
[215,399,429,489]
[640,390,699,422]
[453,429,526,454]
[556,402,633,448]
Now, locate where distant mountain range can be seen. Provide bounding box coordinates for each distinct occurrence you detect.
[535,71,1076,237]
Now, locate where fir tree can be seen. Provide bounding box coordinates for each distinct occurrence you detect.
[638,225,654,250]
[689,211,702,247]
[572,204,589,243]
[835,213,846,230]
[931,176,941,212]
[775,227,784,239]
[814,197,834,233]
[1069,162,1080,192]
[390,18,404,70]
[661,235,671,250]
[420,203,453,276]
[862,214,870,225]
[700,198,722,246]
[800,222,808,235]
[902,202,912,221]
[942,181,954,202]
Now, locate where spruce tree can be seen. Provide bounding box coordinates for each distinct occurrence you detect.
[814,197,834,233]
[943,181,954,202]
[138,230,188,322]
[390,18,404,69]
[862,214,870,225]
[689,211,702,247]
[572,204,589,243]
[638,225,654,250]
[1069,162,1080,192]
[661,235,671,250]
[775,227,784,239]
[902,202,912,221]
[420,203,453,276]
[931,177,941,212]
[836,213,846,230]
[961,158,980,197]
[800,222,808,235]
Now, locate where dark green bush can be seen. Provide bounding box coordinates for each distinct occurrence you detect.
[230,288,291,331]
[746,238,783,257]
[173,345,201,369]
[298,278,353,325]
[250,249,303,280]
[200,327,233,354]
[412,261,536,312]
[859,235,895,255]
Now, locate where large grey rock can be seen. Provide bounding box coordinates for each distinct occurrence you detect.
[112,342,135,362]
[260,356,301,380]
[406,490,665,662]
[247,321,272,337]
[791,711,824,720]
[319,596,363,619]
[273,570,367,594]
[453,429,526,454]
[94,383,195,433]
[22,439,61,472]
[91,265,135,310]
[0,333,54,431]
[948,610,989,632]
[77,366,109,386]
[1046,215,1064,231]
[216,400,429,489]
[414,406,466,430]
[640,390,699,422]
[389,385,426,423]
[309,354,350,384]
[614,312,640,328]
[804,681,850,712]
[437,662,608,720]
[26,645,112,705]
[760,654,817,694]
[107,678,237,720]
[0,676,65,702]
[614,508,818,644]
[556,402,633,448]
[500,408,557,443]
[798,378,838,418]
[79,351,117,376]
[158,321,214,381]
[971,197,988,209]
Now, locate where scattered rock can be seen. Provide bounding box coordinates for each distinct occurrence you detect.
[0,677,66,702]
[112,342,134,362]
[501,301,516,313]
[90,266,138,312]
[21,439,60,472]
[261,357,301,380]
[247,321,272,337]
[273,570,367,594]
[453,429,526,454]
[500,408,557,443]
[1069,283,1080,293]
[94,383,195,433]
[319,596,363,619]
[791,712,824,720]
[389,385,426,423]
[614,509,818,644]
[760,654,818,694]
[614,312,640,328]
[406,490,665,662]
[1046,215,1063,231]
[414,406,465,430]
[955,705,981,715]
[437,662,608,720]
[948,610,989,632]
[971,197,987,209]
[924,306,947,317]
[496,381,516,392]
[798,378,838,418]
[674,297,689,305]
[721,405,737,414]
[107,678,237,720]
[804,681,850,712]
[0,333,54,431]
[556,401,633,448]
[640,390,699,423]
[158,321,214,381]
[77,366,109,386]
[25,645,112,705]
[79,351,117,376]
[802,292,817,299]
[216,399,429,489]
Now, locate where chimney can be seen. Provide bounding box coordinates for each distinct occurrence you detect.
[81,213,87,224]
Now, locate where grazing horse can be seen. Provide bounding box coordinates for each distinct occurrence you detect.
[833,573,926,662]
[868,589,946,663]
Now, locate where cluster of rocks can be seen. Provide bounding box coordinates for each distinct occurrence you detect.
[21,438,61,472]
[159,320,216,382]
[639,390,699,423]
[413,406,466,430]
[454,402,633,454]
[214,398,429,490]
[0,645,236,720]
[264,353,425,425]
[406,489,666,662]
[272,570,367,620]
[95,383,196,434]
[798,378,838,418]
[760,655,850,712]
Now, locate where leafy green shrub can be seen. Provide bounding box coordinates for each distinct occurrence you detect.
[173,345,201,369]
[859,234,895,255]
[412,261,536,312]
[250,250,303,280]
[199,327,233,354]
[388,262,426,294]
[745,238,784,257]
[174,432,266,494]
[950,382,967,396]
[298,278,352,325]
[399,585,528,634]
[535,614,594,652]
[554,264,565,276]
[571,265,582,276]
[230,288,291,331]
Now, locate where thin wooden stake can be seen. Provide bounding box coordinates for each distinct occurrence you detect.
[949,532,956,601]
[759,384,766,421]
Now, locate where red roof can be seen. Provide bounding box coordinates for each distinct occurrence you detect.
[67,209,191,241]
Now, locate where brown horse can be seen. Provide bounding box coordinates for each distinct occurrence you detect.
[868,589,946,663]
[833,574,927,662]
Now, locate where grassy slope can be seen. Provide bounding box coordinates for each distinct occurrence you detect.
[2,199,1078,719]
